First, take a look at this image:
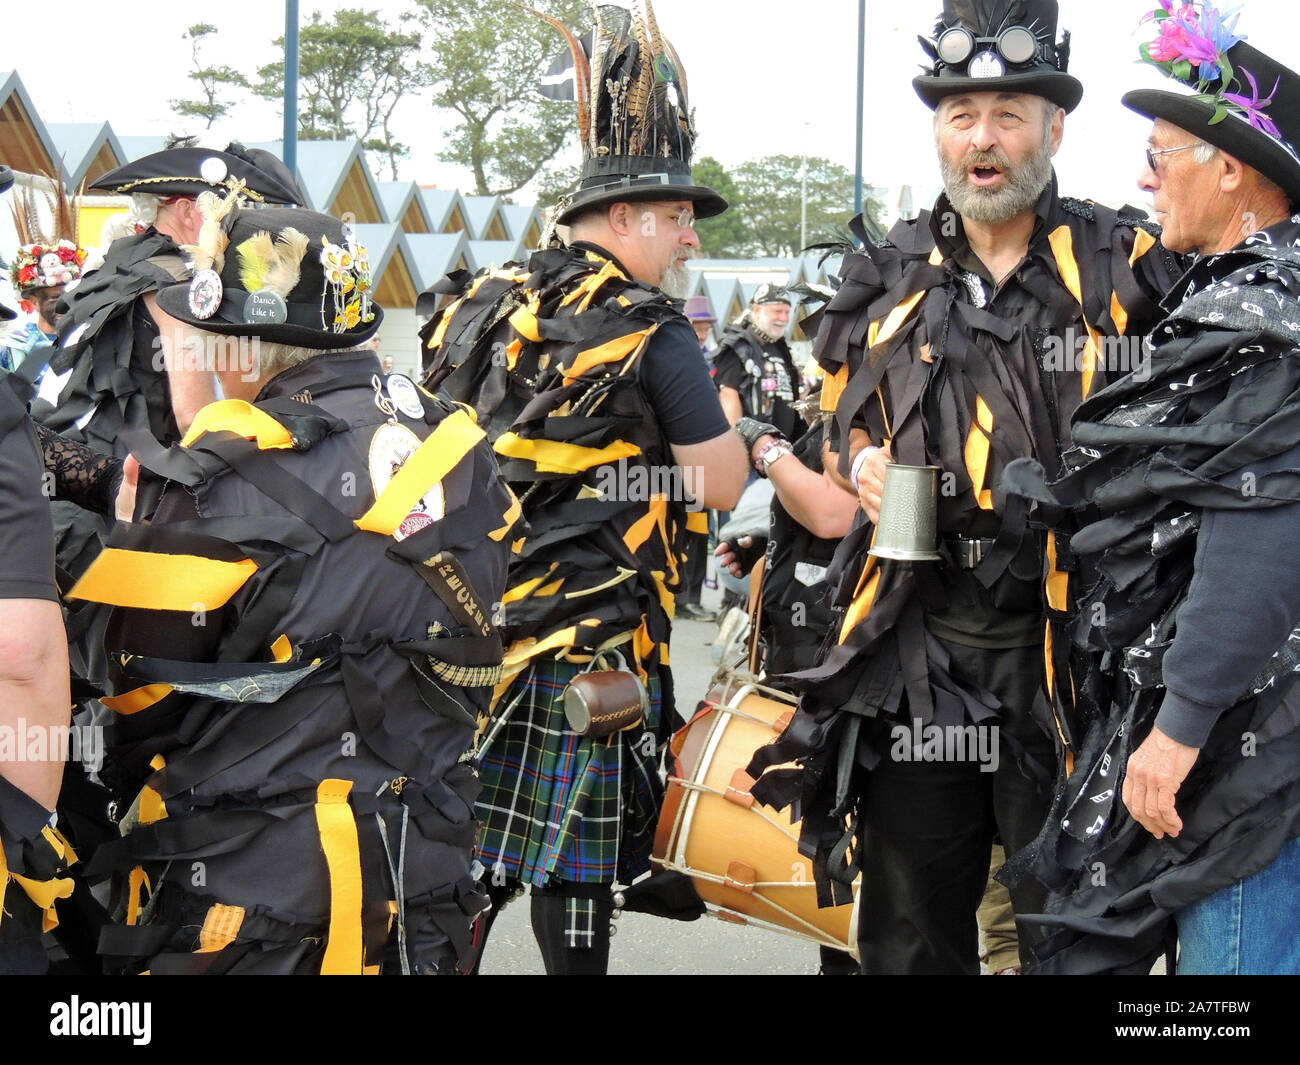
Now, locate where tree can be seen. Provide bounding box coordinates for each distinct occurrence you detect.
[691,157,748,258]
[170,24,250,129]
[416,0,590,197]
[255,8,429,180]
[732,155,885,258]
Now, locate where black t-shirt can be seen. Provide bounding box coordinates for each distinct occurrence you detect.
[0,378,57,602]
[640,317,731,445]
[712,331,802,441]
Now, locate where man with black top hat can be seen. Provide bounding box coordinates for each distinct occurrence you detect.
[0,163,77,975]
[67,192,517,974]
[421,0,746,975]
[1001,1,1300,974]
[745,0,1180,974]
[712,284,803,441]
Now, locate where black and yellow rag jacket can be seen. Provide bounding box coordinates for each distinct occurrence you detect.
[66,350,518,974]
[746,176,1179,900]
[421,244,706,726]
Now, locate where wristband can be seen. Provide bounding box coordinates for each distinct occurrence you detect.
[756,442,794,478]
[850,446,878,491]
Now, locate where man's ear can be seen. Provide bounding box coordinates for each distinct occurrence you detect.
[1218,149,1246,194]
[607,201,633,235]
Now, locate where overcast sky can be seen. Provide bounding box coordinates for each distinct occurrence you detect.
[5,0,1297,214]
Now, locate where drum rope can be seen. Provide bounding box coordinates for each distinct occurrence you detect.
[662,776,800,842]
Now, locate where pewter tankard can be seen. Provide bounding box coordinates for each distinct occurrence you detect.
[868,463,942,561]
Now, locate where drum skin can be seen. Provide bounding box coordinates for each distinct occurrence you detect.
[654,684,859,957]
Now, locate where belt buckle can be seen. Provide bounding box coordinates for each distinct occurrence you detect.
[951,536,983,569]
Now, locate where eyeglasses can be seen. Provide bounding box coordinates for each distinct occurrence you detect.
[664,207,695,231]
[1145,143,1205,172]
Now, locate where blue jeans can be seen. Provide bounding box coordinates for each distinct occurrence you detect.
[1177,833,1300,974]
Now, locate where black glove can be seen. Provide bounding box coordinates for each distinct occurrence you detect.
[734,416,784,458]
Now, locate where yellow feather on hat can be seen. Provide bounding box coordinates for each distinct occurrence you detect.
[236,227,309,297]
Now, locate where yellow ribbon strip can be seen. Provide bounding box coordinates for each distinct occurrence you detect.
[493,433,641,475]
[354,410,485,535]
[314,779,365,975]
[68,549,258,611]
[181,400,294,450]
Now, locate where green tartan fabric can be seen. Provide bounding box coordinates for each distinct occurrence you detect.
[474,657,663,887]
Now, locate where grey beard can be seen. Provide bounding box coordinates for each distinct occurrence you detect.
[660,258,693,299]
[940,142,1053,224]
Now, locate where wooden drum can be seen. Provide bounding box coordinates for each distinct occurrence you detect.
[652,681,860,959]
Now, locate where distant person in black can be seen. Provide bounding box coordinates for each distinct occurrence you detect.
[712,284,802,441]
[0,249,73,973]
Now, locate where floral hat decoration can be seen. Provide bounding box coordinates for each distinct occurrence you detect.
[8,169,88,312]
[156,206,383,349]
[1123,1,1300,205]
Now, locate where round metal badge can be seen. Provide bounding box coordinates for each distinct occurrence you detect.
[386,374,425,419]
[200,156,229,184]
[188,269,224,320]
[243,289,289,325]
[969,51,1006,79]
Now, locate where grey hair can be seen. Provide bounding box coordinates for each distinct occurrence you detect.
[258,342,318,377]
[130,193,162,226]
[1193,141,1219,164]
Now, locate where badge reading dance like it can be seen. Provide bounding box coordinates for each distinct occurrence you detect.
[368,422,445,542]
[386,374,425,419]
[188,269,223,320]
[243,289,289,325]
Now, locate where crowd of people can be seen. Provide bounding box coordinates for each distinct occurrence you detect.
[1,0,1297,976]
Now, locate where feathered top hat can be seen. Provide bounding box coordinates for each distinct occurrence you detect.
[522,1,727,225]
[914,0,1083,113]
[1122,2,1300,208]
[90,142,304,205]
[8,169,88,311]
[155,192,381,349]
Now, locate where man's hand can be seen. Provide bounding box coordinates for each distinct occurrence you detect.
[716,535,751,578]
[116,455,140,523]
[856,443,892,524]
[1121,726,1200,839]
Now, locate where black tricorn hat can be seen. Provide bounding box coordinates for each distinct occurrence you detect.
[90,144,304,205]
[1123,40,1300,208]
[156,203,382,349]
[524,2,726,225]
[913,0,1083,113]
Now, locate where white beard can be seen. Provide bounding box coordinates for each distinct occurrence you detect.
[660,257,693,298]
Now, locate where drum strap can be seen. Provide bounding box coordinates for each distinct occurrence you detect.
[747,557,767,675]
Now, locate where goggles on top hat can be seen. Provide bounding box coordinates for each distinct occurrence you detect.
[936,24,1042,70]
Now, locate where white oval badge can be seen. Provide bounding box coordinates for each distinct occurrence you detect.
[188,269,223,320]
[200,156,229,184]
[386,373,425,419]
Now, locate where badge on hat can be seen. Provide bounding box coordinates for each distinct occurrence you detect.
[969,51,1005,78]
[188,269,223,320]
[386,374,425,419]
[200,156,229,185]
[243,289,289,325]
[367,422,445,542]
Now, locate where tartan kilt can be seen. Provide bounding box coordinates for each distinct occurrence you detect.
[474,657,664,887]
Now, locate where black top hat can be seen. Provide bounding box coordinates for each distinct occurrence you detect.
[913,0,1083,113]
[1122,7,1300,208]
[752,283,793,307]
[524,2,726,225]
[156,199,382,350]
[90,144,304,205]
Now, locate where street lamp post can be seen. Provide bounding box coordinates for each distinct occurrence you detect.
[284,0,300,179]
[854,0,865,217]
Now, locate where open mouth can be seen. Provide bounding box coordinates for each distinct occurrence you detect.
[968,165,1004,188]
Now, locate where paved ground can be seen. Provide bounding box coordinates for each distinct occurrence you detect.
[478,593,827,975]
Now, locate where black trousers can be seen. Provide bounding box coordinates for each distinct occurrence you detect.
[855,639,1056,975]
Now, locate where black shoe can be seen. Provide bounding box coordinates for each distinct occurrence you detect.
[679,602,719,622]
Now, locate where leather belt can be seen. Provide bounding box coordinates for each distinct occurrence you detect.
[944,536,997,570]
